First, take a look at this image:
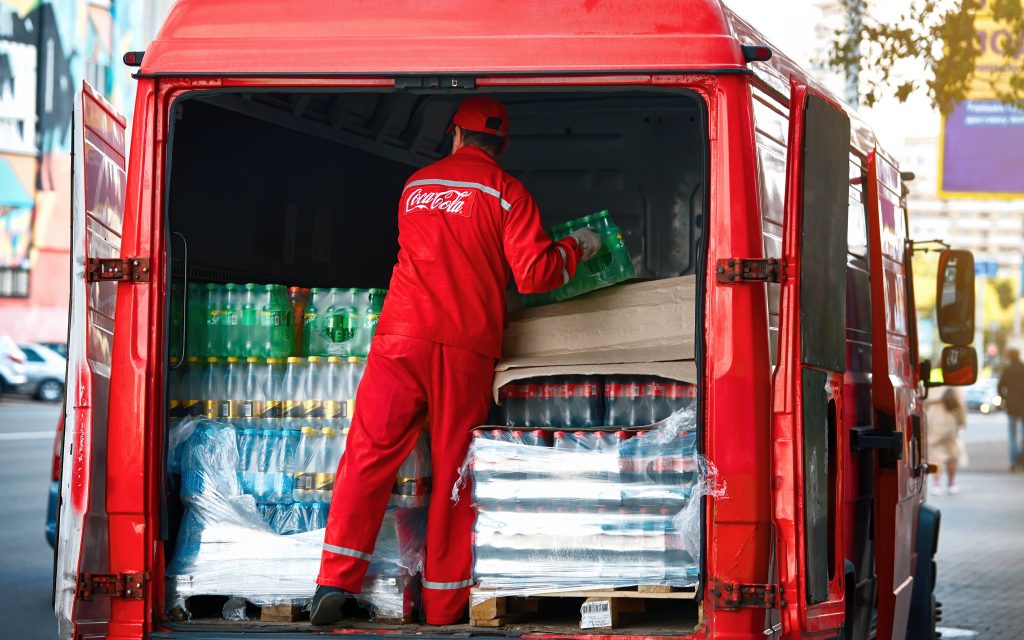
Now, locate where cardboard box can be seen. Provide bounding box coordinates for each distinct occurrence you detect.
[494,276,697,400]
[500,276,695,369]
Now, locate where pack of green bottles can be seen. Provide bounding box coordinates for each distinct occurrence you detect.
[184,283,297,359]
[301,287,386,358]
[521,210,635,308]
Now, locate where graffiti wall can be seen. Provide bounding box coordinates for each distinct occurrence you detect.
[0,0,169,341]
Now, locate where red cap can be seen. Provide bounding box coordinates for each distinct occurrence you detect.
[449,97,509,137]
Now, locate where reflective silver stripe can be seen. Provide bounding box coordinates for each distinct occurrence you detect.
[556,245,570,285]
[422,578,474,590]
[405,178,512,211]
[323,543,372,562]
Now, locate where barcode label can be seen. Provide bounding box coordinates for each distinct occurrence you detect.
[579,600,612,629]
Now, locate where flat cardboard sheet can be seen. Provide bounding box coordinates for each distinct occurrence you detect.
[492,360,697,402]
[499,276,695,371]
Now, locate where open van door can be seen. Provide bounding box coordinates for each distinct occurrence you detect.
[53,82,131,639]
[771,84,851,637]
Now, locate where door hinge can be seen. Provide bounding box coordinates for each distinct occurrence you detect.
[715,258,781,284]
[86,257,150,283]
[711,582,782,609]
[77,572,146,600]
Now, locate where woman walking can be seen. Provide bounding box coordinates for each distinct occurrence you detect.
[925,387,967,495]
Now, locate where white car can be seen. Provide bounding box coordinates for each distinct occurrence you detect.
[18,343,67,402]
[0,336,28,400]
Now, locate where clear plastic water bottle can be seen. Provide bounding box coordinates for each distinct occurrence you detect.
[237,428,259,495]
[241,357,263,429]
[276,428,299,503]
[292,426,317,504]
[181,355,202,418]
[200,357,223,418]
[324,356,345,428]
[314,427,336,503]
[220,356,243,424]
[281,356,308,429]
[308,502,328,531]
[304,356,325,425]
[344,356,364,402]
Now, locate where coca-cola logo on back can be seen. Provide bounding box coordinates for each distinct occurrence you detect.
[405,187,474,216]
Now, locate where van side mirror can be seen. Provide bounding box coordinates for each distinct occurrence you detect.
[940,345,978,386]
[935,250,975,346]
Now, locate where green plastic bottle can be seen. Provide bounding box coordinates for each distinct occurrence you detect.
[202,283,221,356]
[303,288,321,356]
[186,283,205,358]
[241,283,259,357]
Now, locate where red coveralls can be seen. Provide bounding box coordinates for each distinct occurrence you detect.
[318,145,582,624]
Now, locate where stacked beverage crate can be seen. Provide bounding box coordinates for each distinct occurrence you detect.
[165,291,430,621]
[470,376,701,591]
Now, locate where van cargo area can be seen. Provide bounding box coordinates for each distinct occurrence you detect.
[161,88,706,636]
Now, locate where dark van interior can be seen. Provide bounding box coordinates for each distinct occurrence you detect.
[162,88,707,635]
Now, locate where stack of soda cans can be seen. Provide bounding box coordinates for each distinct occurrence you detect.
[471,379,702,591]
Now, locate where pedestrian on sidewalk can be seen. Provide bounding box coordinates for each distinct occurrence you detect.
[997,348,1024,471]
[925,387,967,495]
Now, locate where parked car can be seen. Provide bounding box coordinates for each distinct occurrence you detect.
[0,336,28,400]
[17,343,67,402]
[965,377,1002,414]
[41,341,68,358]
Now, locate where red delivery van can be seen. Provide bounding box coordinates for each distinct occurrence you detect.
[53,1,978,639]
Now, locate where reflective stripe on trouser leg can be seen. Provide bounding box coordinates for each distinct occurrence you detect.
[422,342,496,625]
[317,335,428,593]
[323,543,373,562]
[422,578,475,590]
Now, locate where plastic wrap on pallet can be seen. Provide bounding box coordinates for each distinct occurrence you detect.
[462,405,723,599]
[166,418,426,621]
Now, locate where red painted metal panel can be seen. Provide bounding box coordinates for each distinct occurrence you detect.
[866,151,918,640]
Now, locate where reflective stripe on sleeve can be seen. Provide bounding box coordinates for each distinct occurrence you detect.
[405,178,512,211]
[323,543,372,562]
[556,245,570,285]
[422,578,475,590]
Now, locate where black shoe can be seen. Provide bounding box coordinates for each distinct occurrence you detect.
[310,585,349,626]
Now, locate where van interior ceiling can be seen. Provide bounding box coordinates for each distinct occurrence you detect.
[162,88,707,633]
[167,89,707,288]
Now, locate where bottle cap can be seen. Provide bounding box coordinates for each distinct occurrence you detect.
[226,356,240,363]
[288,286,302,293]
[286,356,303,363]
[244,282,256,290]
[186,355,200,363]
[266,357,283,364]
[225,283,236,290]
[301,426,316,435]
[206,356,220,363]
[307,356,321,363]
[327,356,342,363]
[205,282,218,290]
[347,356,361,363]
[310,287,321,293]
[322,427,336,436]
[246,357,261,363]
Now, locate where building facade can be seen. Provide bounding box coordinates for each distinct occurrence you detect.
[0,0,173,343]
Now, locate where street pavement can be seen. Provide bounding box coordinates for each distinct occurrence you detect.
[0,400,1020,639]
[0,397,60,640]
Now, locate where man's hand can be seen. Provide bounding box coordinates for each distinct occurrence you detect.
[571,227,602,261]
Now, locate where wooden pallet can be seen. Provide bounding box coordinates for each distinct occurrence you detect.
[470,586,696,629]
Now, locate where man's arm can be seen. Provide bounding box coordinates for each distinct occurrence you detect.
[502,184,583,295]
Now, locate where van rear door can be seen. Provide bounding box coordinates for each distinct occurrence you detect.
[53,82,130,639]
[771,83,851,637]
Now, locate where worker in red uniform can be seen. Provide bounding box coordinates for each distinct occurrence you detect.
[311,96,601,626]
